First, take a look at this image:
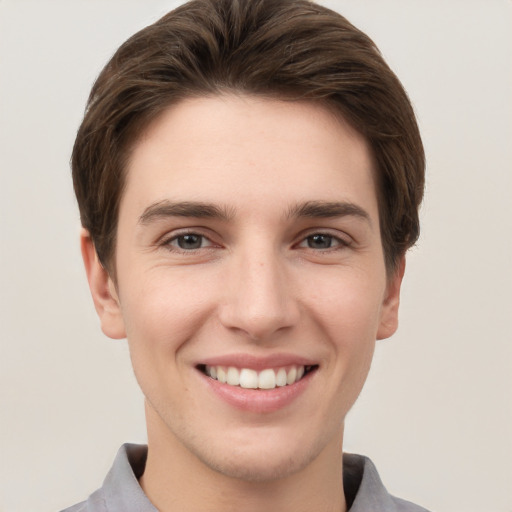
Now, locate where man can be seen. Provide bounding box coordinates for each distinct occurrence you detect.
[64,0,427,510]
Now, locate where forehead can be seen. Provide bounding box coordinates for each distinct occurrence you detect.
[121,94,378,221]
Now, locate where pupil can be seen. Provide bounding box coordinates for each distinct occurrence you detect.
[308,234,331,249]
[178,234,202,249]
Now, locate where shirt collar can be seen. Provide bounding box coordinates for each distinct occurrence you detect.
[101,444,157,512]
[343,453,399,511]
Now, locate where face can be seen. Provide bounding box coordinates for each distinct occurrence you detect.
[84,95,403,482]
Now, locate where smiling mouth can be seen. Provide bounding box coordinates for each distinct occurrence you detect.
[198,364,318,390]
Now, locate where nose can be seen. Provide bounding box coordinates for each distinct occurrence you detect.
[218,247,300,341]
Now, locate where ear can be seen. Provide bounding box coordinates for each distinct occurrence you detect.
[377,256,406,340]
[80,229,126,339]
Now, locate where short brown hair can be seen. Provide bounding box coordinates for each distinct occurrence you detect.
[72,0,425,273]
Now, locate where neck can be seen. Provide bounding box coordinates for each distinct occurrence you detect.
[139,403,347,512]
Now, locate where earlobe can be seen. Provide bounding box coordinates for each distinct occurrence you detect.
[376,257,406,340]
[80,229,126,340]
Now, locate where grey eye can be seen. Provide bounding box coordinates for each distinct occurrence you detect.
[175,234,204,249]
[306,234,334,249]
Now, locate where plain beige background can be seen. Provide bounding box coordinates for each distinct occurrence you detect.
[1,1,511,511]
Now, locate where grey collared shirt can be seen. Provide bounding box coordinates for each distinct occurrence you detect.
[61,444,429,512]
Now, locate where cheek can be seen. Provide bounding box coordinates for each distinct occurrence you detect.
[307,269,385,338]
[118,273,211,407]
[119,268,218,355]
[303,268,384,393]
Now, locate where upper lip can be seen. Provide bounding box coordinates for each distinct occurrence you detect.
[197,353,318,371]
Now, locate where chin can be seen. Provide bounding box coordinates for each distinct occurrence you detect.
[185,425,335,483]
[194,444,318,483]
[145,389,346,484]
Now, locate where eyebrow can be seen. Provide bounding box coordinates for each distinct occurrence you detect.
[286,200,372,226]
[138,200,235,225]
[138,199,371,226]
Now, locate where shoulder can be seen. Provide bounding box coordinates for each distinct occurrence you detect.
[59,488,107,512]
[344,453,430,512]
[59,444,154,512]
[391,496,430,512]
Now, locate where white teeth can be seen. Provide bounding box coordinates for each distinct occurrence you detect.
[276,368,287,387]
[204,364,310,389]
[258,369,276,389]
[226,367,240,386]
[239,368,259,389]
[217,367,227,383]
[286,366,297,385]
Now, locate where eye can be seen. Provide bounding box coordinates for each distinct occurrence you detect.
[298,233,348,250]
[167,233,212,250]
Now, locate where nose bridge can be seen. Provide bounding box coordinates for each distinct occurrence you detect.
[219,239,298,340]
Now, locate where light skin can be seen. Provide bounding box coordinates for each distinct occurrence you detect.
[82,95,404,512]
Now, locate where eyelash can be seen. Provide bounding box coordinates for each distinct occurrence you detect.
[160,230,351,253]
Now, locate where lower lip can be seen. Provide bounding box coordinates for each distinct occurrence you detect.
[198,369,315,413]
